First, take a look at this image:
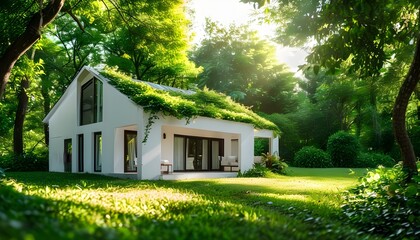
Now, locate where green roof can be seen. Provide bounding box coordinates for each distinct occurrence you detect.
[100,68,279,133]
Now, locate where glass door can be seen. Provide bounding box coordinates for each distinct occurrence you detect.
[211,140,220,170]
[124,131,137,172]
[174,136,185,171]
[186,138,204,170]
[174,135,224,171]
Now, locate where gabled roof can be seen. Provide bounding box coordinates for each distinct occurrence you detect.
[43,66,279,133]
[139,80,195,95]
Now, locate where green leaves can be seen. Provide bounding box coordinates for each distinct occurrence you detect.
[342,163,420,238]
[293,146,332,168]
[104,68,279,133]
[191,21,299,114]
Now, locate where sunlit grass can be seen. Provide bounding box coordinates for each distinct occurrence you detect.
[0,168,378,240]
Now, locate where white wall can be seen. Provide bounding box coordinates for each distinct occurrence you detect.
[140,115,254,179]
[254,129,280,155]
[46,67,278,180]
[46,68,143,175]
[48,80,78,172]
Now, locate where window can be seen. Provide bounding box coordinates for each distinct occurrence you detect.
[78,134,84,172]
[94,132,102,172]
[174,135,224,172]
[124,131,137,172]
[80,78,103,125]
[64,139,72,173]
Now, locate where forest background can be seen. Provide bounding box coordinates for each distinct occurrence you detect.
[0,0,419,170]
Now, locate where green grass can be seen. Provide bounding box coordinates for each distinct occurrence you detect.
[0,168,380,240]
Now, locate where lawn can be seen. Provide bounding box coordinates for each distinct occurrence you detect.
[0,168,380,240]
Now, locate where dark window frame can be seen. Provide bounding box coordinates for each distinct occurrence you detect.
[94,132,102,172]
[124,130,138,173]
[80,77,103,125]
[174,134,224,172]
[78,134,84,172]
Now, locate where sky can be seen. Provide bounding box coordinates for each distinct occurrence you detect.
[188,0,308,76]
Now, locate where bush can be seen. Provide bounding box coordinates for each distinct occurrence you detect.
[327,131,360,167]
[293,146,333,168]
[0,151,48,172]
[354,152,396,168]
[254,138,269,156]
[342,163,420,238]
[262,152,288,174]
[239,163,270,177]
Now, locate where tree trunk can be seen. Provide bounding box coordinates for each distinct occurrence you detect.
[13,77,30,155]
[0,0,65,98]
[392,35,420,177]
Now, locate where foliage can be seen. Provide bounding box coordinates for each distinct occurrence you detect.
[102,0,201,86]
[260,113,300,161]
[253,0,420,173]
[342,163,420,239]
[327,131,360,167]
[354,152,396,168]
[293,146,333,168]
[254,138,269,156]
[0,169,375,239]
[0,151,48,172]
[261,152,288,175]
[102,68,279,133]
[191,20,299,114]
[238,163,270,177]
[0,0,199,157]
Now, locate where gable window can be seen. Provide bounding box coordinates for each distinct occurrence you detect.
[80,77,103,125]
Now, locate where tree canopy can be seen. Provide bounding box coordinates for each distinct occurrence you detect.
[246,0,420,174]
[191,20,299,113]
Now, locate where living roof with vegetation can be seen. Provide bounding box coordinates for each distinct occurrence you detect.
[100,68,279,133]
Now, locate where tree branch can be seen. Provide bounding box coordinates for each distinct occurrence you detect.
[0,0,65,99]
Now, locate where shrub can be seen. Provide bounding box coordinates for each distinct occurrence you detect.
[239,163,270,177]
[293,146,333,168]
[262,152,288,174]
[254,138,269,156]
[342,163,420,238]
[327,131,360,167]
[354,152,396,168]
[0,151,48,172]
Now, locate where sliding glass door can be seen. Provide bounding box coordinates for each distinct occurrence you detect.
[174,135,223,171]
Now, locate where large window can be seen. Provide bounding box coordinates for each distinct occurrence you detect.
[64,139,72,172]
[80,77,103,125]
[124,131,137,172]
[94,132,102,172]
[174,135,223,171]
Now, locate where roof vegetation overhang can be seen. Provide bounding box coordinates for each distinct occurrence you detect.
[99,68,279,134]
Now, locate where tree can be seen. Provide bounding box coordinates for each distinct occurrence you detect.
[101,0,200,88]
[0,0,65,99]
[191,20,298,113]
[248,0,420,175]
[1,0,197,157]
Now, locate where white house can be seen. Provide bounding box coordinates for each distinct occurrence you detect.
[43,66,279,180]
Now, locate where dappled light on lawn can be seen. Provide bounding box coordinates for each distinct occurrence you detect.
[0,169,379,239]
